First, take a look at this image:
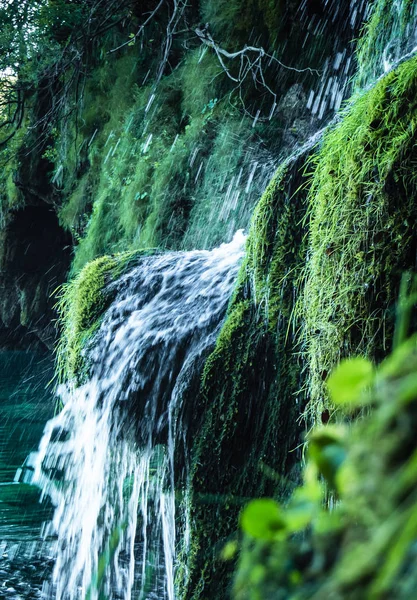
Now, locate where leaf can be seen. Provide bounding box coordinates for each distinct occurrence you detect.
[309,427,347,490]
[221,540,238,561]
[380,334,417,378]
[327,357,375,405]
[240,499,285,540]
[285,501,315,532]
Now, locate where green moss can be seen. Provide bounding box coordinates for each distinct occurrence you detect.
[300,54,417,424]
[55,255,118,383]
[55,248,156,383]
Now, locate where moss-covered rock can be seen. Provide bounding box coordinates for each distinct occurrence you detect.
[183,50,417,599]
[182,147,312,599]
[55,249,157,383]
[300,54,417,424]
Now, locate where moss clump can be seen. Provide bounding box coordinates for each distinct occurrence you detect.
[55,255,118,383]
[182,148,311,600]
[55,248,156,383]
[234,335,417,599]
[300,54,417,424]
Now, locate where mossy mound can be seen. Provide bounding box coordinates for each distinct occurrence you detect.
[234,334,417,599]
[300,54,417,424]
[55,249,156,383]
[183,51,417,599]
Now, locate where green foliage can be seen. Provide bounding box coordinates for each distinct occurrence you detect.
[240,499,285,541]
[37,0,87,43]
[234,335,417,599]
[0,125,26,227]
[201,0,286,46]
[308,426,347,491]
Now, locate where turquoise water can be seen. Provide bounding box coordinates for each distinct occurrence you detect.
[0,352,55,542]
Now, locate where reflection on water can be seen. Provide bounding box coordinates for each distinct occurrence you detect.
[0,352,55,537]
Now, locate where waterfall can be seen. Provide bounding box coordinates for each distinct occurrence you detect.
[26,231,246,600]
[356,0,417,87]
[9,4,417,600]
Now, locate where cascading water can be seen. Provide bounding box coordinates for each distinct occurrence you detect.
[300,0,370,120]
[356,0,417,88]
[25,232,246,600]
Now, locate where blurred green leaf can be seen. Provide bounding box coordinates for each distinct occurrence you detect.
[222,540,238,561]
[240,499,285,540]
[327,357,375,405]
[286,501,315,532]
[309,427,347,490]
[380,335,417,378]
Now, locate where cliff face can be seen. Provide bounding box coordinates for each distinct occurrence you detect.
[0,0,365,350]
[0,146,72,350]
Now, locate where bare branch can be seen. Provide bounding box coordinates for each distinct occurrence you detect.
[193,26,320,120]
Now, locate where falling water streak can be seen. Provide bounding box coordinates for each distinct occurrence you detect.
[161,493,175,600]
[28,231,246,600]
[299,0,370,121]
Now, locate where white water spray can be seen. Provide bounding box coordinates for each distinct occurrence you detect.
[28,232,246,600]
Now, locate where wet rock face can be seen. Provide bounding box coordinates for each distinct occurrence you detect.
[0,204,72,351]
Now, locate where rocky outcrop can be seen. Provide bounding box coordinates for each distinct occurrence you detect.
[0,200,71,350]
